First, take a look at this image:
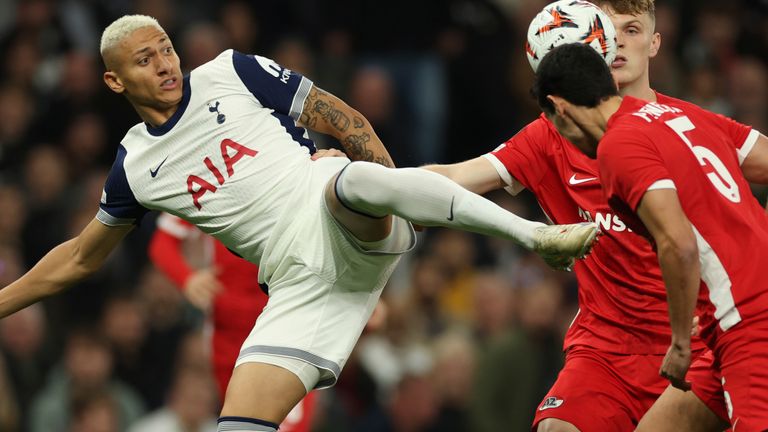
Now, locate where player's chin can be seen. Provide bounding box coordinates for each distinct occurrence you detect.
[613,70,635,88]
[157,88,183,104]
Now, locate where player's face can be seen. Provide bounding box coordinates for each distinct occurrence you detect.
[547,110,598,158]
[601,6,660,88]
[103,27,183,111]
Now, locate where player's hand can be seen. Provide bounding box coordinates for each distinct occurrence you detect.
[660,341,692,391]
[311,148,347,160]
[183,268,222,311]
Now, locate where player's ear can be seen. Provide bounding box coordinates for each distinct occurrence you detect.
[547,95,568,118]
[649,32,661,58]
[103,71,125,94]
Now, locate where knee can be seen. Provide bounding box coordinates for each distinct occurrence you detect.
[537,418,581,432]
[336,161,391,204]
[340,161,380,186]
[336,161,369,200]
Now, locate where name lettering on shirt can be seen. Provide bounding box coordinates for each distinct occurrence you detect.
[631,102,683,123]
[578,207,630,232]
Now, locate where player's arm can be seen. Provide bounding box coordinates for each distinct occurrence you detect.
[422,157,506,195]
[636,188,700,390]
[299,86,394,168]
[741,133,768,184]
[0,219,132,318]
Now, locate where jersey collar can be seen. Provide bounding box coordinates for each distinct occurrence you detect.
[606,96,645,129]
[146,75,191,137]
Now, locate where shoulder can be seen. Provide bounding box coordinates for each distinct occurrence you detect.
[655,92,696,110]
[185,49,239,89]
[655,93,713,119]
[121,123,149,149]
[503,115,561,149]
[603,118,655,147]
[525,114,559,139]
[600,115,659,161]
[194,49,235,74]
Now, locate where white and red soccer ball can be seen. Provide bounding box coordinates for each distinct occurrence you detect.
[526,0,618,72]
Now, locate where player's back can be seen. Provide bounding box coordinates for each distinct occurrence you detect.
[100,50,318,268]
[603,96,768,344]
[489,115,682,354]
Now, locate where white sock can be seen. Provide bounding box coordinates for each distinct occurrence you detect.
[335,162,545,248]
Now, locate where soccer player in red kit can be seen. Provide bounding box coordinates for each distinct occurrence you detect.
[149,213,316,432]
[427,1,768,430]
[532,42,768,432]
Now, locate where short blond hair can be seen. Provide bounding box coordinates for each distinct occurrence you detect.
[596,0,655,19]
[99,15,163,57]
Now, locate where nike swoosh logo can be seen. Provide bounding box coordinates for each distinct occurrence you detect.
[150,156,169,178]
[568,174,597,185]
[447,196,455,221]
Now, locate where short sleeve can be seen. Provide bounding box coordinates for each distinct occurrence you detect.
[97,145,149,226]
[598,128,673,212]
[708,113,759,164]
[484,118,551,195]
[232,51,313,121]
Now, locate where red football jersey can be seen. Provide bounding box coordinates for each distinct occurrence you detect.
[487,92,754,354]
[598,95,767,348]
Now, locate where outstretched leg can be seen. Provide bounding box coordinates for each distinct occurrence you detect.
[328,161,597,264]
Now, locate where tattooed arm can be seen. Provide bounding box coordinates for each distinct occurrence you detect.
[298,86,394,167]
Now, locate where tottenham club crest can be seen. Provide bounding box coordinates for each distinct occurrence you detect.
[208,101,226,124]
[539,396,565,411]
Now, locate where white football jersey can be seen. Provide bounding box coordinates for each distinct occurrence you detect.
[97,50,317,265]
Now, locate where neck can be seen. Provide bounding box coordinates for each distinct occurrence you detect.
[130,99,180,127]
[619,72,657,102]
[593,96,624,137]
[573,96,623,143]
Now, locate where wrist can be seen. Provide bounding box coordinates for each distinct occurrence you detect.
[671,336,691,350]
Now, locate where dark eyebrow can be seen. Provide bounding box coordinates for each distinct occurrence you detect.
[133,47,151,56]
[132,37,169,56]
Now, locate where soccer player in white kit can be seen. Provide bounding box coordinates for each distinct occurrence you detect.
[0,16,599,431]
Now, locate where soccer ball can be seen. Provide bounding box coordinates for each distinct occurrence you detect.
[525,0,618,72]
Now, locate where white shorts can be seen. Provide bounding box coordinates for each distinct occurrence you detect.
[235,158,416,390]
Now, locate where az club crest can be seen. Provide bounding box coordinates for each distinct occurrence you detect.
[539,396,565,411]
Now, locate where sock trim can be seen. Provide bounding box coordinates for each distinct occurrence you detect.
[334,163,388,219]
[218,416,279,431]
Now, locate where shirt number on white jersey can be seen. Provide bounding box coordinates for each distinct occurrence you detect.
[665,116,741,203]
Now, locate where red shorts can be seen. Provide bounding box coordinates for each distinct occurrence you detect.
[712,325,768,431]
[688,350,728,422]
[532,346,669,431]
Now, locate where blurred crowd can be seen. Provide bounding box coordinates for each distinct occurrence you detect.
[0,0,766,431]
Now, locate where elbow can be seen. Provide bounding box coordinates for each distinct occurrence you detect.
[678,244,699,270]
[70,256,98,282]
[68,241,100,281]
[660,233,699,268]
